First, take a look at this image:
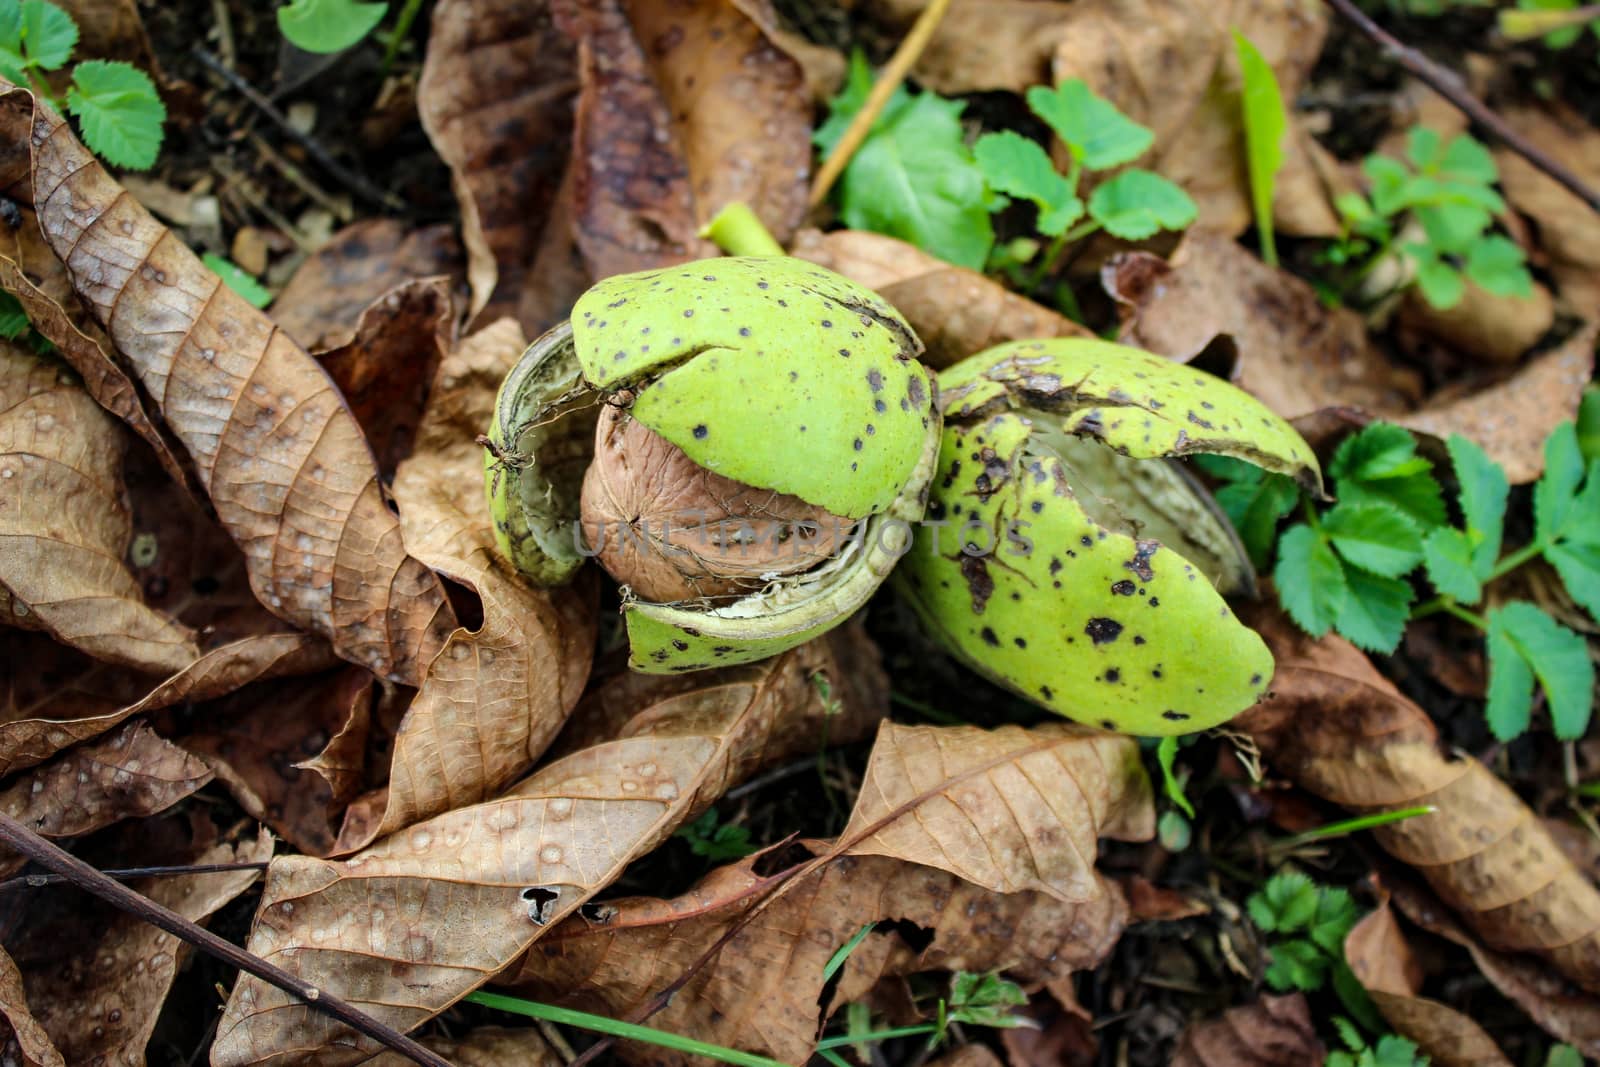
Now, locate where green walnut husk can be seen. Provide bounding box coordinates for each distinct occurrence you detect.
[485,256,941,673]
[895,338,1322,736]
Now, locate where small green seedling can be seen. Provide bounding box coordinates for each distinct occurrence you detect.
[1204,418,1599,742]
[1326,128,1531,310]
[674,808,756,863]
[1234,30,1288,267]
[277,0,387,54]
[1248,871,1382,1031]
[1154,735,1195,850]
[1328,1019,1431,1067]
[0,0,165,169]
[202,253,272,309]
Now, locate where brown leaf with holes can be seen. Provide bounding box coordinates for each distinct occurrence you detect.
[790,229,1092,368]
[0,945,62,1067]
[366,1027,559,1067]
[1236,603,1600,995]
[5,828,270,1067]
[330,319,597,854]
[862,0,1073,94]
[184,667,374,857]
[0,86,457,685]
[0,342,197,673]
[212,627,886,1066]
[841,722,1154,901]
[419,0,581,331]
[1344,902,1513,1067]
[273,219,463,351]
[0,721,211,877]
[552,0,810,278]
[1170,994,1324,1067]
[1495,104,1600,314]
[501,843,1128,1066]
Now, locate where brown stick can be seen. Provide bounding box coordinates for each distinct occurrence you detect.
[0,861,269,893]
[1324,0,1600,217]
[0,814,450,1067]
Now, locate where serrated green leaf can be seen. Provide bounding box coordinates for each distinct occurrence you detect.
[1423,527,1481,602]
[66,60,165,170]
[1335,568,1412,653]
[1548,540,1600,622]
[1488,602,1595,740]
[19,0,73,71]
[1439,133,1499,186]
[1577,388,1600,465]
[1309,887,1360,955]
[200,252,272,308]
[1464,234,1533,297]
[1234,31,1286,265]
[972,131,1083,236]
[948,971,1028,1029]
[1448,433,1508,577]
[1416,201,1492,254]
[1215,472,1298,570]
[0,290,28,339]
[277,0,387,54]
[1087,169,1197,240]
[1536,422,1584,543]
[1333,1017,1364,1054]
[1415,256,1464,309]
[1026,79,1153,170]
[1324,502,1424,577]
[1275,524,1347,636]
[1264,938,1329,992]
[1249,871,1318,932]
[1330,422,1446,529]
[1371,1035,1427,1067]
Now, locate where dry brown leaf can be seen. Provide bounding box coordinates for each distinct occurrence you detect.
[553,0,809,278]
[1397,277,1556,366]
[729,0,845,102]
[1495,105,1600,314]
[273,219,464,351]
[418,0,580,329]
[6,829,270,1067]
[331,318,597,854]
[1051,0,1333,236]
[0,721,212,875]
[212,628,886,1066]
[503,845,1128,1066]
[790,229,1092,368]
[1345,902,1512,1067]
[1237,603,1600,995]
[1170,994,1325,1067]
[0,342,198,673]
[315,278,454,480]
[841,722,1154,901]
[54,0,158,73]
[862,0,1073,94]
[926,1047,1004,1067]
[366,1027,559,1067]
[0,87,457,686]
[0,945,62,1067]
[185,667,374,857]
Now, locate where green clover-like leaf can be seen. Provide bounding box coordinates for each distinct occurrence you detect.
[972,130,1083,236]
[1025,78,1153,170]
[1087,169,1196,240]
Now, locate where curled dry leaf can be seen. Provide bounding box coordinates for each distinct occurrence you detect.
[212,628,886,1066]
[418,0,581,330]
[54,0,160,74]
[1236,603,1600,995]
[0,721,212,876]
[366,1027,559,1067]
[0,87,457,685]
[0,945,62,1067]
[1495,105,1600,314]
[503,845,1129,1066]
[5,829,271,1067]
[272,219,464,352]
[552,0,809,278]
[332,318,597,854]
[0,342,197,673]
[841,722,1155,902]
[1343,901,1512,1067]
[861,0,1073,94]
[1170,993,1325,1067]
[790,229,1092,368]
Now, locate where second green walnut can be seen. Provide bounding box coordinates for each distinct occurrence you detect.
[484,255,940,673]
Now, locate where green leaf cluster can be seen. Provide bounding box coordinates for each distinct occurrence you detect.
[278,0,389,54]
[0,0,165,169]
[674,808,756,863]
[1247,870,1360,993]
[1330,128,1531,310]
[1328,1020,1431,1067]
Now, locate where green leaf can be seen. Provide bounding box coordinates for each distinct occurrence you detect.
[1547,539,1600,622]
[1234,31,1286,265]
[1464,234,1533,297]
[972,131,1083,236]
[1087,169,1197,240]
[1365,154,1417,216]
[1535,421,1584,543]
[1487,602,1595,740]
[201,252,272,309]
[18,0,74,71]
[1439,133,1499,186]
[1416,201,1492,254]
[277,0,387,54]
[1264,937,1329,992]
[1546,1045,1586,1067]
[1448,433,1508,577]
[674,809,757,862]
[1370,1035,1427,1067]
[1406,127,1442,172]
[1335,568,1412,653]
[1274,523,1347,636]
[820,55,993,270]
[1577,388,1600,465]
[947,972,1029,1029]
[0,290,28,339]
[1423,527,1481,602]
[1155,735,1194,818]
[1157,808,1192,851]
[66,60,165,170]
[1329,422,1445,529]
[1026,79,1153,170]
[1308,887,1360,955]
[1215,472,1298,570]
[1414,255,1464,309]
[1323,502,1424,577]
[0,2,20,53]
[1248,871,1318,933]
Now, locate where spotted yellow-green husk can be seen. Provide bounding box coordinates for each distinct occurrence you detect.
[895,338,1322,736]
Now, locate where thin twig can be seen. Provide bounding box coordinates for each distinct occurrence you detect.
[1324,0,1600,216]
[0,861,269,893]
[807,0,954,207]
[190,47,405,213]
[0,814,449,1067]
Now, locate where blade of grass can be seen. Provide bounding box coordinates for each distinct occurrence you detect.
[1272,805,1437,852]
